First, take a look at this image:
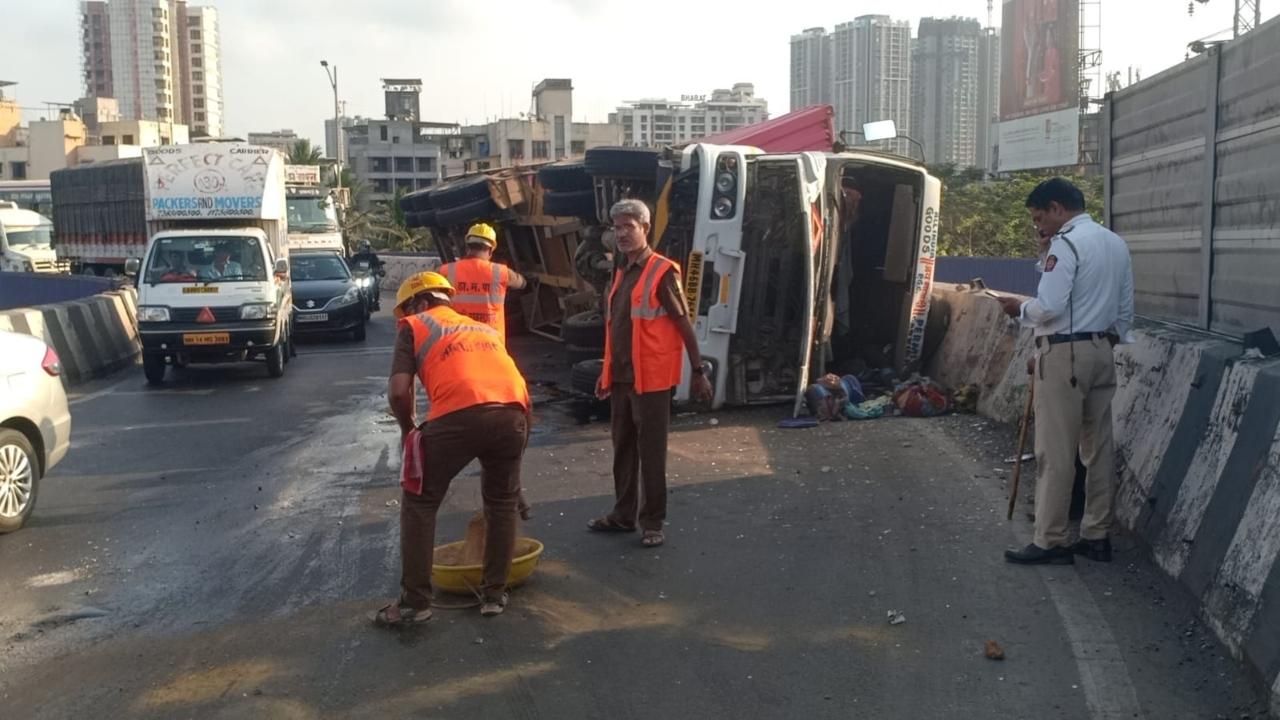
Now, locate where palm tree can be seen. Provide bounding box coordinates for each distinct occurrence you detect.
[287,139,324,165]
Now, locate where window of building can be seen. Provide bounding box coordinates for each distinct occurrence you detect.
[417,157,436,173]
[379,125,388,142]
[477,161,491,170]
[9,162,26,180]
[571,140,586,155]
[395,178,414,192]
[193,99,204,109]
[193,84,204,95]
[195,112,205,122]
[102,135,115,145]
[394,157,413,173]
[192,58,202,68]
[416,178,434,190]
[531,141,549,159]
[508,139,525,159]
[122,134,135,144]
[372,179,391,194]
[192,44,202,55]
[190,29,201,40]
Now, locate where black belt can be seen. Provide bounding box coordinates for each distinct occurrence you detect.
[1036,332,1107,347]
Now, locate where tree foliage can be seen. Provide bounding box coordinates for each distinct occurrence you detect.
[929,164,1104,258]
[286,139,324,166]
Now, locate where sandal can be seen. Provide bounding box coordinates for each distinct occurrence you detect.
[641,530,665,548]
[587,516,636,533]
[480,592,509,617]
[370,601,433,627]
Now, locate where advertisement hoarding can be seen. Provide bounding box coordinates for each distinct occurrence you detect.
[1000,0,1079,121]
[997,107,1080,172]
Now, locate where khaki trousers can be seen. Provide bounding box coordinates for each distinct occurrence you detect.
[609,383,671,532]
[1033,337,1117,549]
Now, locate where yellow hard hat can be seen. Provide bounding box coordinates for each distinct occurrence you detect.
[465,222,498,249]
[394,271,455,318]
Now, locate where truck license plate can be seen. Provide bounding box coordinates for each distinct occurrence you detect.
[297,313,328,323]
[182,332,229,345]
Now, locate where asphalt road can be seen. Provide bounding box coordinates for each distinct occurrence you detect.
[0,302,1270,719]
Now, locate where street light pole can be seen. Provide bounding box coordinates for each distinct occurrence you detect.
[320,60,342,191]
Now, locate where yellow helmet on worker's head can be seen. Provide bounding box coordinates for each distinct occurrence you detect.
[394,271,455,318]
[465,222,498,250]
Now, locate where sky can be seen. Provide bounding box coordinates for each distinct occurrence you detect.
[2,0,1276,150]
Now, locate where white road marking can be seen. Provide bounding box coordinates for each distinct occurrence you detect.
[25,569,86,588]
[67,378,134,406]
[78,418,252,435]
[298,347,392,357]
[113,389,216,397]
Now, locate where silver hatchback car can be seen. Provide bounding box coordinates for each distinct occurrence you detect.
[0,330,72,533]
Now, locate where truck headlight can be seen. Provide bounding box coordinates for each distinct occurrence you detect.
[327,286,361,308]
[239,303,278,320]
[138,306,171,322]
[21,260,34,272]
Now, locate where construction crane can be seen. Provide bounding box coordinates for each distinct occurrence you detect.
[1189,0,1262,37]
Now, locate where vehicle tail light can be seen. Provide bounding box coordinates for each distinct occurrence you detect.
[42,346,63,377]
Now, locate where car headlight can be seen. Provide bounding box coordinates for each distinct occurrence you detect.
[326,286,362,308]
[138,306,171,322]
[239,303,277,320]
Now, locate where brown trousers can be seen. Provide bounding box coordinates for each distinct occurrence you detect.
[1033,337,1117,549]
[609,383,671,531]
[400,403,528,608]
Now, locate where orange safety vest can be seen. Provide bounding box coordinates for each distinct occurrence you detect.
[441,258,512,338]
[601,252,685,394]
[403,305,530,421]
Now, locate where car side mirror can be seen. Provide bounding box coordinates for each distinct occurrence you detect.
[124,258,140,276]
[274,258,289,276]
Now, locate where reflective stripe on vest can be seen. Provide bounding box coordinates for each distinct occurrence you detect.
[441,259,508,336]
[404,306,528,421]
[413,311,502,369]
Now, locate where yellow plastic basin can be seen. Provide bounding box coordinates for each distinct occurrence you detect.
[432,537,544,595]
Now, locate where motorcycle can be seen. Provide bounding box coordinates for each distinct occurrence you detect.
[350,259,385,316]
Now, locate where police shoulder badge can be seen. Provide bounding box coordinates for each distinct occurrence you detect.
[1045,255,1058,272]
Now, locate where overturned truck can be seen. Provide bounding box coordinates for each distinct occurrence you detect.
[402,142,939,415]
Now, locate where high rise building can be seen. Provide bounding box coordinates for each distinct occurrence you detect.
[911,17,984,168]
[790,28,830,111]
[976,29,1000,172]
[830,15,913,157]
[611,84,767,147]
[79,1,223,138]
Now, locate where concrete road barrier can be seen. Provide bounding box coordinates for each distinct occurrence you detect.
[380,254,441,294]
[928,285,1280,714]
[0,286,139,385]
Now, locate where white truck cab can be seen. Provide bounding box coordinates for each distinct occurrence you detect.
[127,144,293,384]
[285,165,344,254]
[0,202,60,273]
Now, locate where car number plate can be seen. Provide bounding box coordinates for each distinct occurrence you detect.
[182,332,229,345]
[297,313,329,323]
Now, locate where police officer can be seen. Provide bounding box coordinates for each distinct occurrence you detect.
[998,178,1135,565]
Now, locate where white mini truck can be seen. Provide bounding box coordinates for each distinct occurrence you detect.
[126,144,294,384]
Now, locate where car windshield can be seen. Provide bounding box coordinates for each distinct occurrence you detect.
[287,196,338,233]
[144,236,268,284]
[291,255,351,281]
[5,224,53,247]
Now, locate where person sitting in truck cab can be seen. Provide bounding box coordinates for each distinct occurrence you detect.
[200,244,244,280]
[154,249,195,282]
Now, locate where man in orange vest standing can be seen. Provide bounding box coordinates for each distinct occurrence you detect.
[375,271,531,625]
[588,199,713,548]
[439,223,527,339]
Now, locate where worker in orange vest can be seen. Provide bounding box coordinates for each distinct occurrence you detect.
[587,199,713,548]
[439,223,527,339]
[375,271,531,625]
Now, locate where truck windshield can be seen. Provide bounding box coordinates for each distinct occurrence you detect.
[144,236,268,284]
[287,196,338,233]
[5,224,53,247]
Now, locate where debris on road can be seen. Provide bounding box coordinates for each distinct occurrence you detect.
[887,610,906,625]
[1003,453,1035,464]
[984,640,1005,660]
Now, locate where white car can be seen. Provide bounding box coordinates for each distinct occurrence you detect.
[0,330,71,533]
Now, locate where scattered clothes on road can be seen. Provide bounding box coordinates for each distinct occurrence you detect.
[803,373,863,421]
[892,377,952,417]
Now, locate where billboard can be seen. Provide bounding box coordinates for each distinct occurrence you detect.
[1000,0,1079,121]
[997,107,1080,172]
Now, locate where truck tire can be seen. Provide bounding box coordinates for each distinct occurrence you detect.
[266,343,285,378]
[143,353,166,385]
[570,359,605,396]
[0,428,39,534]
[565,343,603,365]
[585,147,661,180]
[429,176,491,208]
[561,310,605,347]
[434,196,499,227]
[538,162,592,191]
[543,190,597,219]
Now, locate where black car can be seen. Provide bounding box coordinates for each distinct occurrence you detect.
[289,250,368,341]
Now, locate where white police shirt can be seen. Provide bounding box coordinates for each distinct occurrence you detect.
[1019,213,1135,343]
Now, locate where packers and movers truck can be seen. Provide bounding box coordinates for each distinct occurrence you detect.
[284,164,344,254]
[122,143,295,384]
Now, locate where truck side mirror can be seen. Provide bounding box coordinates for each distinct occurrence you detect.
[274,258,289,276]
[124,258,140,276]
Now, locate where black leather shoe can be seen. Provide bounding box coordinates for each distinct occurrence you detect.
[1004,543,1074,565]
[1070,537,1112,562]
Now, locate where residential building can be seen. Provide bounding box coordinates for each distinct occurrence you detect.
[445,79,622,176]
[248,129,299,155]
[73,96,122,137]
[343,80,444,208]
[79,1,224,137]
[99,118,189,147]
[977,29,1000,172]
[911,17,984,168]
[324,115,353,159]
[790,28,831,111]
[610,84,767,147]
[829,15,913,156]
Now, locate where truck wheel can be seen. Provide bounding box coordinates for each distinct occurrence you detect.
[565,343,603,365]
[538,162,593,192]
[0,428,39,534]
[266,343,285,378]
[434,196,499,227]
[543,190,597,218]
[352,322,367,342]
[561,310,605,347]
[429,175,492,208]
[585,147,661,180]
[570,359,605,396]
[143,353,166,385]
